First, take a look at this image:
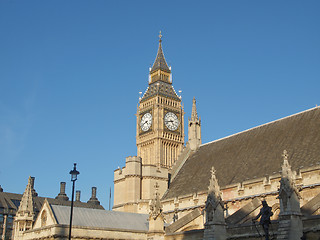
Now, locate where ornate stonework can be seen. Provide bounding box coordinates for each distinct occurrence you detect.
[277,150,303,240]
[204,167,226,240]
[12,177,35,240]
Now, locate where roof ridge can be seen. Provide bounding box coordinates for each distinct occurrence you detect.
[201,106,320,147]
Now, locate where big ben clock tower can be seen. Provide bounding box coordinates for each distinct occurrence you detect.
[113,33,184,213]
[137,32,184,168]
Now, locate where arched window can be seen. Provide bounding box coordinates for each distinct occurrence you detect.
[41,210,47,227]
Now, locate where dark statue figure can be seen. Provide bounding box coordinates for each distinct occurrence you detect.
[173,209,178,223]
[252,200,273,240]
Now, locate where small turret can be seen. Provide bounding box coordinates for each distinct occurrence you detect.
[188,97,201,151]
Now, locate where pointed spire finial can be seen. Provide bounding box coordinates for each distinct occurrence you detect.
[208,166,220,196]
[191,97,199,121]
[210,166,216,178]
[281,150,292,179]
[28,175,32,184]
[17,176,35,215]
[282,150,288,161]
[150,31,170,74]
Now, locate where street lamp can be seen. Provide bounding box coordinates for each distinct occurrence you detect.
[68,163,80,240]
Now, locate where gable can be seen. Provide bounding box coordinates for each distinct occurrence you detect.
[33,200,57,228]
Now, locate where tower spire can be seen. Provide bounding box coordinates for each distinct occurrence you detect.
[17,176,35,214]
[191,97,198,121]
[188,97,201,151]
[150,31,171,74]
[13,176,35,239]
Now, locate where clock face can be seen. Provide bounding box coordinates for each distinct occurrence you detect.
[140,113,152,131]
[164,112,179,131]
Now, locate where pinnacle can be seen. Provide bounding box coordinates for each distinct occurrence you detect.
[150,33,171,74]
[17,176,35,215]
[191,97,199,121]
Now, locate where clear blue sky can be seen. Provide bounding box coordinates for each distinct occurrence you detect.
[1,1,319,209]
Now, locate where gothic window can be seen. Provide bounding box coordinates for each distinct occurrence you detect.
[41,210,47,227]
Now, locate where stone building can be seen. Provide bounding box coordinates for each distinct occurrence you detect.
[0,178,104,240]
[112,34,320,239]
[20,199,149,240]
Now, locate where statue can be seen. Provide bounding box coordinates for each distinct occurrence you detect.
[148,182,165,239]
[172,209,178,223]
[149,182,163,220]
[252,200,273,240]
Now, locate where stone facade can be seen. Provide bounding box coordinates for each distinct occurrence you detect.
[113,35,185,213]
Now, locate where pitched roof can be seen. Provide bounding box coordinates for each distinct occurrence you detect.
[150,39,171,74]
[0,191,104,216]
[51,205,149,232]
[140,81,180,102]
[0,192,21,214]
[163,107,320,200]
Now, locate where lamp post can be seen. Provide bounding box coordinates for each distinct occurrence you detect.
[68,163,79,240]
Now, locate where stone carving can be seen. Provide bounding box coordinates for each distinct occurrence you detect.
[13,176,35,240]
[278,150,301,214]
[252,200,273,240]
[205,167,223,223]
[203,166,226,240]
[148,182,165,239]
[149,182,163,220]
[276,150,303,240]
[16,176,35,218]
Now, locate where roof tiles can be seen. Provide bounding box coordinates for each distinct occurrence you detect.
[163,107,320,200]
